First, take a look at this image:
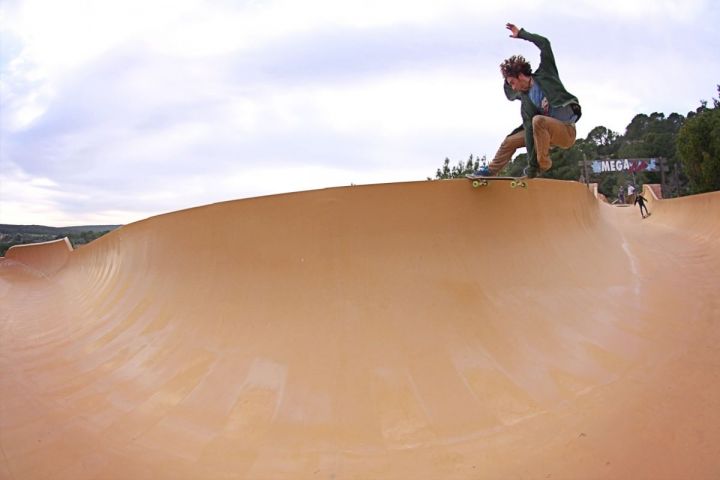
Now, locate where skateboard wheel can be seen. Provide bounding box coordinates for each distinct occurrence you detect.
[510,181,518,188]
[472,180,480,188]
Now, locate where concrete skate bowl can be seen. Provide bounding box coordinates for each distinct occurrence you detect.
[4,237,73,277]
[1,179,719,479]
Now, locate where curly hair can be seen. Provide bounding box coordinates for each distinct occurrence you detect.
[500,55,532,79]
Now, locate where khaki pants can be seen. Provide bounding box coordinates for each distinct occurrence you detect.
[532,115,576,171]
[488,129,525,175]
[488,116,577,175]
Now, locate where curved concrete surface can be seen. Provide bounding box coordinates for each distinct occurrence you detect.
[4,237,73,277]
[1,179,719,479]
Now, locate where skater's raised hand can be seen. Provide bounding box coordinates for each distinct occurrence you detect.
[506,23,520,38]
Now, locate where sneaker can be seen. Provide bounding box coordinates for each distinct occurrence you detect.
[472,166,491,176]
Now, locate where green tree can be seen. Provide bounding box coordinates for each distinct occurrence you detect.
[617,112,684,162]
[588,111,689,198]
[677,87,720,194]
[586,126,620,157]
[502,153,527,177]
[528,144,582,181]
[432,154,485,179]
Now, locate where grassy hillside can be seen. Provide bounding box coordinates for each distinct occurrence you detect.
[0,224,121,256]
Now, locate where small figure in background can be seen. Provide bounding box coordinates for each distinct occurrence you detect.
[634,193,651,218]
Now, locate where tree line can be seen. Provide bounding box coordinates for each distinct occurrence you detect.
[0,224,120,256]
[435,86,720,199]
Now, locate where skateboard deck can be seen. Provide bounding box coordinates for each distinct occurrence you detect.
[465,174,529,189]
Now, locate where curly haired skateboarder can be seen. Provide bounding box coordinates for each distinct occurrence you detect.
[481,23,582,178]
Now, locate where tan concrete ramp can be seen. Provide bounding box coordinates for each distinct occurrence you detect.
[1,179,719,479]
[4,237,73,277]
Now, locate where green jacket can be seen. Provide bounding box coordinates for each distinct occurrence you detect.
[503,29,581,167]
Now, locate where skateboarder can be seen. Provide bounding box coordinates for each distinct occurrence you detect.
[492,23,582,178]
[634,193,650,218]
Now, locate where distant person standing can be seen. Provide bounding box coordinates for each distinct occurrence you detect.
[618,187,626,204]
[634,193,650,218]
[627,184,636,205]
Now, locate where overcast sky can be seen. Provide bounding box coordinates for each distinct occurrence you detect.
[1,0,718,226]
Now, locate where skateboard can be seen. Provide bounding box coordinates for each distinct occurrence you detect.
[465,174,529,189]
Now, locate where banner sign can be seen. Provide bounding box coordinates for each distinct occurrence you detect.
[591,158,659,174]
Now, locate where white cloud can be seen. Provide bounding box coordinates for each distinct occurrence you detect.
[4,0,196,69]
[1,0,719,225]
[0,164,79,225]
[570,0,709,21]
